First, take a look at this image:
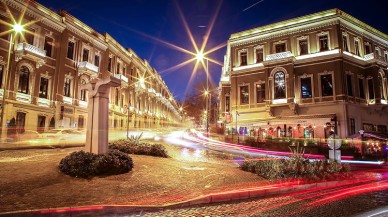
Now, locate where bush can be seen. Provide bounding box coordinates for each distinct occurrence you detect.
[59,150,133,178]
[109,140,169,158]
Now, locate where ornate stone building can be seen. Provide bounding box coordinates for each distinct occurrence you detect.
[219,9,388,139]
[0,0,181,136]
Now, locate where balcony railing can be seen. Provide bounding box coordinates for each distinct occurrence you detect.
[266,51,294,61]
[37,98,50,107]
[79,100,88,108]
[114,74,129,83]
[364,53,375,61]
[148,88,156,96]
[16,92,31,103]
[63,96,73,105]
[78,61,99,72]
[16,43,46,58]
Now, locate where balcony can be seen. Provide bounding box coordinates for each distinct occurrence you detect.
[63,96,73,105]
[16,92,31,103]
[266,51,294,62]
[15,43,46,68]
[37,98,50,107]
[78,61,99,78]
[148,88,156,96]
[363,53,388,66]
[134,83,146,94]
[79,100,88,108]
[114,74,129,88]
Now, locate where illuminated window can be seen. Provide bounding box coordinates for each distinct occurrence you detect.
[44,36,54,57]
[346,74,353,97]
[301,77,312,99]
[39,77,49,99]
[321,74,333,96]
[319,35,329,52]
[240,85,249,104]
[67,41,74,59]
[18,66,29,94]
[359,78,365,99]
[274,71,286,99]
[256,83,265,103]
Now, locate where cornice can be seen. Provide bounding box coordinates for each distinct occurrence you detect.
[339,19,388,47]
[2,0,66,33]
[66,23,107,51]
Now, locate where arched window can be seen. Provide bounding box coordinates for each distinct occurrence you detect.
[18,66,29,94]
[80,79,87,101]
[274,71,286,99]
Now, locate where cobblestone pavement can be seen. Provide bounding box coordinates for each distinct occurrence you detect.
[121,183,388,217]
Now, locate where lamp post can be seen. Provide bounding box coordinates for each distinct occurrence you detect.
[196,52,211,136]
[0,23,24,139]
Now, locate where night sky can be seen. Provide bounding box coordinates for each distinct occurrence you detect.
[36,0,388,100]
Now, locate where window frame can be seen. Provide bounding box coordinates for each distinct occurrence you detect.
[44,35,54,58]
[18,66,30,94]
[317,31,331,52]
[64,77,72,97]
[66,40,75,60]
[253,45,264,63]
[82,48,89,62]
[367,77,375,102]
[254,81,266,104]
[354,37,361,57]
[238,49,248,66]
[318,71,335,98]
[346,73,354,97]
[238,83,250,105]
[342,32,350,52]
[273,40,287,54]
[299,74,313,100]
[273,71,286,100]
[225,94,230,113]
[39,76,49,99]
[297,36,310,56]
[358,77,365,99]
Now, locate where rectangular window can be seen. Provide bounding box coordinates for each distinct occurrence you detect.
[362,123,374,132]
[39,77,49,99]
[350,118,355,135]
[94,55,100,67]
[82,49,89,62]
[355,40,360,56]
[225,95,230,112]
[240,85,249,104]
[78,115,84,129]
[368,78,375,100]
[275,43,286,53]
[321,74,333,96]
[64,78,71,97]
[37,115,46,133]
[365,44,371,55]
[359,78,365,99]
[0,65,3,88]
[256,48,263,63]
[301,77,312,99]
[256,83,265,103]
[240,51,247,66]
[44,36,53,57]
[117,63,121,74]
[342,35,349,52]
[319,35,329,52]
[67,41,74,59]
[16,112,26,134]
[108,57,112,71]
[377,125,387,133]
[25,29,34,45]
[299,40,308,55]
[346,74,353,97]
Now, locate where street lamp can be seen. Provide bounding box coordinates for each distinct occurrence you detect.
[196,51,210,136]
[0,22,25,138]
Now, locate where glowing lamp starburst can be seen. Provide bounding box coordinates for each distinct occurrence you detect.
[13,23,24,34]
[196,52,204,61]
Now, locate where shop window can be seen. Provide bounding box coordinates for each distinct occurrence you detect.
[301,77,312,99]
[321,74,333,97]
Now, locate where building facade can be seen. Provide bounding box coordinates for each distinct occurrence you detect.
[0,0,181,137]
[219,9,388,139]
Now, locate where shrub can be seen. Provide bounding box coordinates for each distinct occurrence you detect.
[109,140,169,158]
[59,150,133,178]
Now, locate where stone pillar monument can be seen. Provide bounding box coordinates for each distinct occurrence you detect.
[81,76,120,154]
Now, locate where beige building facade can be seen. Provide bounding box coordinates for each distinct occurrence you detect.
[0,0,181,137]
[219,9,388,139]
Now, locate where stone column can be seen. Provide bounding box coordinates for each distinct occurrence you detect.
[81,76,120,154]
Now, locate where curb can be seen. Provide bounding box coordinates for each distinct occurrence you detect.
[0,177,375,216]
[0,144,83,151]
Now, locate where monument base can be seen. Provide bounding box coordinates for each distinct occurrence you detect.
[329,150,341,163]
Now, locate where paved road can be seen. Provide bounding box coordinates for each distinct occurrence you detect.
[122,181,388,217]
